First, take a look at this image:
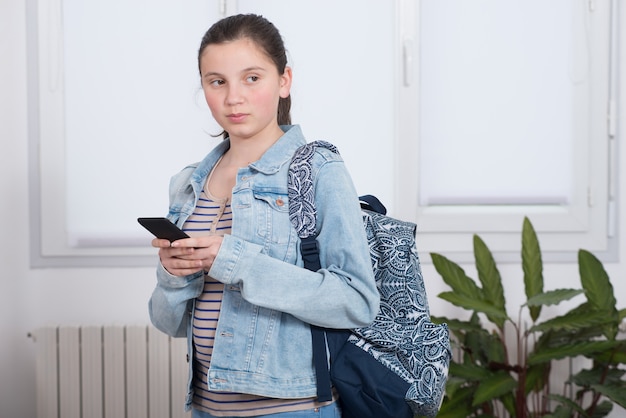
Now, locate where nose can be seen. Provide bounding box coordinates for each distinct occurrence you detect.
[225,85,244,106]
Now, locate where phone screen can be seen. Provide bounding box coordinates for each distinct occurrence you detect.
[137,217,190,242]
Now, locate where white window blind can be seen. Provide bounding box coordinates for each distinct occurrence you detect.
[395,0,617,261]
[28,0,396,266]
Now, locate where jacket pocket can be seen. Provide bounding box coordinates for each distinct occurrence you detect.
[252,191,297,261]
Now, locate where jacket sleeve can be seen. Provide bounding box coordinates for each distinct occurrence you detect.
[208,156,380,329]
[148,263,204,337]
[148,165,204,338]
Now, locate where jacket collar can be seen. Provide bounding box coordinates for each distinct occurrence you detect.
[248,125,306,175]
[194,125,306,181]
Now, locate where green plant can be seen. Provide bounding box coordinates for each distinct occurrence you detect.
[430,217,626,418]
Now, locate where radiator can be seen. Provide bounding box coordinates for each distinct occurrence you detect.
[30,325,190,418]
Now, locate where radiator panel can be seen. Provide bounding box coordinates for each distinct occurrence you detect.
[126,326,148,418]
[59,327,81,418]
[32,325,190,418]
[148,326,173,418]
[81,326,104,418]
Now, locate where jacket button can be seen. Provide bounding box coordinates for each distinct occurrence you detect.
[276,198,284,206]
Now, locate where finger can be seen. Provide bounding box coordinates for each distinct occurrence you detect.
[170,235,222,249]
[174,268,204,277]
[152,238,173,248]
[159,246,195,260]
[168,259,204,276]
[169,237,199,248]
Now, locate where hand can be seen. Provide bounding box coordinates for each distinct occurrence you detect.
[152,236,224,277]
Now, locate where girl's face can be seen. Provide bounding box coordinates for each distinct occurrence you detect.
[199,38,292,142]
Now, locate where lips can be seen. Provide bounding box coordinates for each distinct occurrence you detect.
[227,113,248,123]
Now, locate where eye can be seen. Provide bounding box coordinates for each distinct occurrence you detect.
[246,75,259,83]
[209,79,225,87]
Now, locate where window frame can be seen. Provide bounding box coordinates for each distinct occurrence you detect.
[27,0,398,267]
[26,0,221,267]
[394,0,619,263]
[26,0,619,267]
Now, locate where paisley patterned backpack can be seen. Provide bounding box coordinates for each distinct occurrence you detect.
[288,141,451,418]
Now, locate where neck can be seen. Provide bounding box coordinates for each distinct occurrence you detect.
[225,127,285,167]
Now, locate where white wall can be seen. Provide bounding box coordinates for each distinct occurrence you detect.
[1,3,157,416]
[1,1,624,417]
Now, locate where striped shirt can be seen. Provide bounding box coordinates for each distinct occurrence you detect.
[184,185,333,417]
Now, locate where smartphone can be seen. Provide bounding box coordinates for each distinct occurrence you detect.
[137,217,190,242]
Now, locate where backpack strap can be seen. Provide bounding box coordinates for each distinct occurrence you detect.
[359,194,387,215]
[288,140,339,402]
[288,140,339,239]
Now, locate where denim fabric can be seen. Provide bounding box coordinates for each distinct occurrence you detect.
[148,125,379,410]
[191,403,341,418]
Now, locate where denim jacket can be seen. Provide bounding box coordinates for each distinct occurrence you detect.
[148,125,379,408]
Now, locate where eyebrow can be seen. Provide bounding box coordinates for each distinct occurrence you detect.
[241,66,268,73]
[202,66,268,79]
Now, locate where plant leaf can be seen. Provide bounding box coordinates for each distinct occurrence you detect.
[438,291,508,320]
[590,384,626,409]
[590,340,626,364]
[528,340,620,365]
[586,400,614,418]
[437,386,475,418]
[449,362,491,380]
[435,402,475,418]
[482,332,507,365]
[500,392,516,417]
[461,314,494,365]
[441,376,466,399]
[432,316,484,334]
[522,217,544,321]
[578,249,618,339]
[431,253,483,300]
[535,325,606,355]
[547,394,585,415]
[525,288,584,307]
[474,234,506,328]
[471,372,517,407]
[529,310,609,333]
[525,362,550,394]
[570,368,625,387]
[543,406,576,418]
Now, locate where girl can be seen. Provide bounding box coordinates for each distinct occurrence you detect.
[148,13,379,418]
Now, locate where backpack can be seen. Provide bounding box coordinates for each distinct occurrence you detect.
[288,141,452,418]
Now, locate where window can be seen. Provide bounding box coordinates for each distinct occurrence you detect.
[395,0,619,262]
[27,0,225,266]
[27,0,396,267]
[27,0,618,267]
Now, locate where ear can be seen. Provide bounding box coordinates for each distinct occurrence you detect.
[279,66,293,98]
